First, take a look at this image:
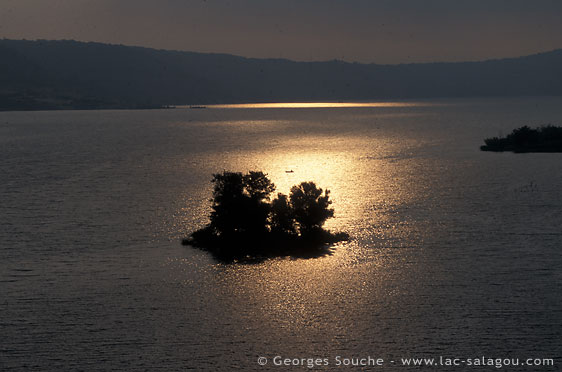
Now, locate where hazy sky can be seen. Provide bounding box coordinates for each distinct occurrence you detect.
[1,0,562,64]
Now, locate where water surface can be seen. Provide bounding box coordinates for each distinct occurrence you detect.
[1,97,561,370]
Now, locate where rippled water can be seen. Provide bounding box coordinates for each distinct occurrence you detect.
[1,98,562,371]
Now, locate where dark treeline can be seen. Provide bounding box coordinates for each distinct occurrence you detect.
[2,39,562,110]
[481,125,562,152]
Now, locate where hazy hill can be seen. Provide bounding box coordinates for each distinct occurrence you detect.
[1,39,562,110]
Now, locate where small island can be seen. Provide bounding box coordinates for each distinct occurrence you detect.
[481,125,562,152]
[182,171,349,261]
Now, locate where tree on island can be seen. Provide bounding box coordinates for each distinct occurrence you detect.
[208,171,274,238]
[183,171,348,260]
[289,182,334,235]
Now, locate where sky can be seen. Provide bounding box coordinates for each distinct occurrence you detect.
[1,0,562,64]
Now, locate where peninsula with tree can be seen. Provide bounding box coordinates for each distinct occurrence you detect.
[182,171,348,261]
[481,125,562,152]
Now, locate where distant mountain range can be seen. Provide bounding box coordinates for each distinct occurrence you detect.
[1,39,562,111]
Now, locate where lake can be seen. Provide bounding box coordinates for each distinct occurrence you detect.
[1,97,561,371]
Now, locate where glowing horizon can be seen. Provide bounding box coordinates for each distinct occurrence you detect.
[183,102,434,109]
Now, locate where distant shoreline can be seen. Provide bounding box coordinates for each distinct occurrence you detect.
[0,102,171,113]
[2,39,562,113]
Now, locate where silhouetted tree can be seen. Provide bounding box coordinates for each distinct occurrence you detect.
[209,172,245,236]
[209,171,275,237]
[540,125,562,141]
[289,182,334,235]
[510,125,539,147]
[270,193,297,235]
[244,171,276,200]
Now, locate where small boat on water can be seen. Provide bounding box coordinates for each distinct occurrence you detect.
[189,105,207,109]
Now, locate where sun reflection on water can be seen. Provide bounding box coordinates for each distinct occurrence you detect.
[173,110,439,344]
